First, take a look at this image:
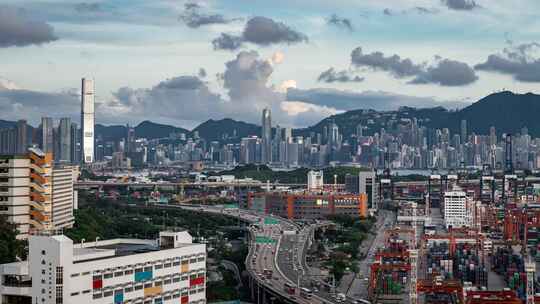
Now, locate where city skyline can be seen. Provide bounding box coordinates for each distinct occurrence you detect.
[0,1,540,128]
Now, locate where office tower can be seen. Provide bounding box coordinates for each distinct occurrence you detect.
[460,119,467,144]
[58,118,72,162]
[261,108,272,163]
[81,77,95,163]
[489,126,497,146]
[126,124,136,153]
[356,124,363,138]
[51,165,76,229]
[41,117,54,153]
[70,123,80,164]
[329,121,339,148]
[16,120,27,154]
[359,171,378,211]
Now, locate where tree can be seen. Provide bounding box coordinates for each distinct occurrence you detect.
[0,215,26,263]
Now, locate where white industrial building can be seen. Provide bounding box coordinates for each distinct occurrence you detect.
[0,231,206,304]
[443,187,474,229]
[307,170,323,191]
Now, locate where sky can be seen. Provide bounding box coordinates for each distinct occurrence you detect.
[1,0,540,129]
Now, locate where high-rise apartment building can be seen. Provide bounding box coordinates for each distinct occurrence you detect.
[16,120,28,154]
[51,165,76,229]
[81,78,95,163]
[261,108,272,163]
[0,155,30,239]
[0,148,76,239]
[58,117,72,163]
[70,122,80,164]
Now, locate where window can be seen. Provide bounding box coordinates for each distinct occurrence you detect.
[155,281,162,287]
[104,273,113,279]
[189,259,197,263]
[114,271,123,277]
[173,277,180,283]
[172,261,180,266]
[70,273,79,278]
[103,290,113,297]
[70,292,79,297]
[164,279,172,285]
[144,266,152,272]
[92,293,102,299]
[56,286,63,304]
[144,283,152,289]
[82,272,90,276]
[197,257,205,262]
[154,264,163,270]
[124,269,133,275]
[56,267,63,285]
[134,285,143,291]
[82,290,91,294]
[125,286,133,293]
[164,263,172,268]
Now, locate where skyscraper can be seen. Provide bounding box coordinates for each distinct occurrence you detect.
[81,78,95,163]
[460,119,467,144]
[261,108,272,163]
[58,117,72,162]
[70,122,80,164]
[41,117,54,153]
[16,120,27,154]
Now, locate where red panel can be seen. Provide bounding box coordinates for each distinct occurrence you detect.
[93,279,103,289]
[181,296,189,304]
[189,277,204,287]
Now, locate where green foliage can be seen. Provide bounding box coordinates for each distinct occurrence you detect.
[216,164,371,184]
[66,193,240,242]
[0,215,26,264]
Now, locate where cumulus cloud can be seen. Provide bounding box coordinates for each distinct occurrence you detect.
[0,6,58,47]
[327,14,353,31]
[106,51,328,127]
[351,47,423,78]
[287,88,470,111]
[350,47,477,86]
[475,42,540,82]
[0,77,20,90]
[179,2,239,28]
[442,0,478,10]
[318,68,364,83]
[213,16,308,51]
[410,59,478,86]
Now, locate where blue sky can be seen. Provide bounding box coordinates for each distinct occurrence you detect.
[1,0,540,129]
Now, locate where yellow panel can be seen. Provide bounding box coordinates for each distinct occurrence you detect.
[181,263,189,273]
[144,286,162,297]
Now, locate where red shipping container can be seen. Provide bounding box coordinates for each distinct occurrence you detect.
[93,279,103,289]
[181,296,189,304]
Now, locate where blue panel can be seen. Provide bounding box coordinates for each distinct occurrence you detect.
[134,271,153,282]
[114,292,124,304]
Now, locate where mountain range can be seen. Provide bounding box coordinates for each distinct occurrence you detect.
[2,91,539,141]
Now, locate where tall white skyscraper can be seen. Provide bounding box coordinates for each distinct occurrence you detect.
[261,108,272,163]
[81,78,95,163]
